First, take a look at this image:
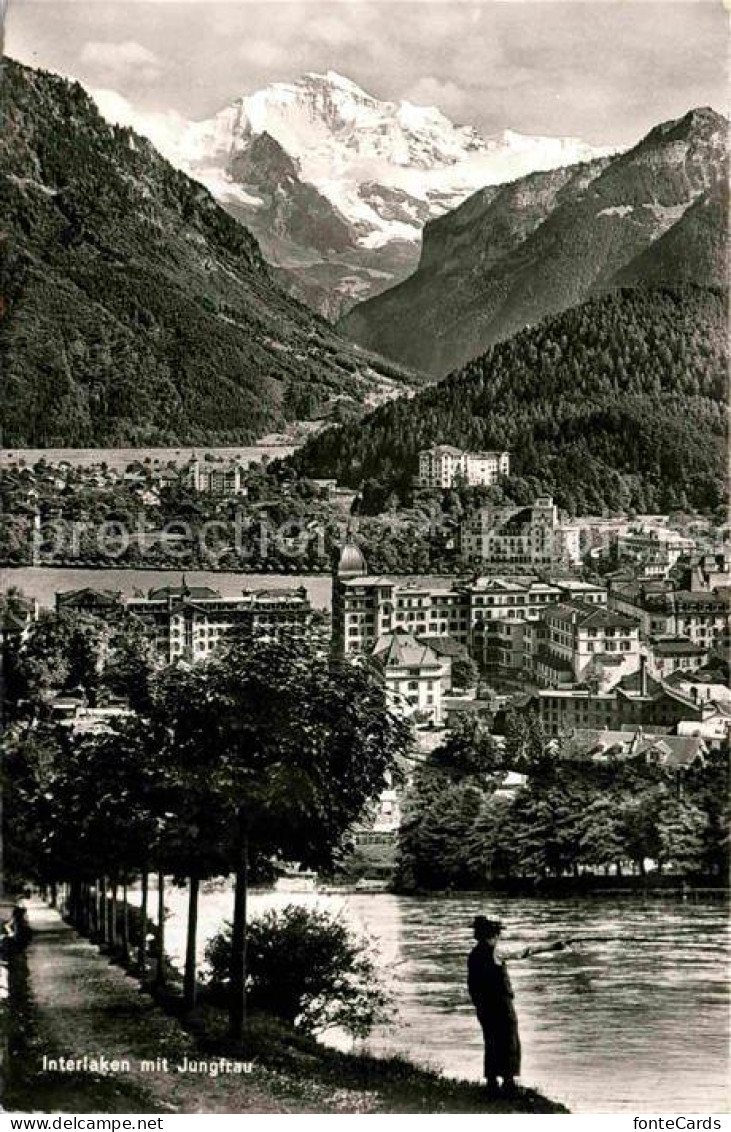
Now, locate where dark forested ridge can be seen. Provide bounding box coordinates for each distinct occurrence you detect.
[293,286,729,514]
[340,107,727,377]
[0,60,421,447]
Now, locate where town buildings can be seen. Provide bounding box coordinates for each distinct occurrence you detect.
[554,727,710,772]
[417,446,510,489]
[676,550,731,593]
[616,524,696,576]
[460,496,581,571]
[648,637,710,679]
[524,663,729,739]
[532,601,641,689]
[332,539,606,661]
[56,582,314,663]
[608,581,730,649]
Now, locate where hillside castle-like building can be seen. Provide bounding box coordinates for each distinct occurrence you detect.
[460,495,581,571]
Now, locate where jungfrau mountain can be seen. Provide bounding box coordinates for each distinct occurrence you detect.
[95,70,612,319]
[339,106,728,376]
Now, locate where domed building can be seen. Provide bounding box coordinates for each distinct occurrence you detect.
[331,535,368,654]
[336,538,368,578]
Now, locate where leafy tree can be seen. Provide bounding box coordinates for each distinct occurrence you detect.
[616,790,662,877]
[205,905,390,1037]
[451,656,479,691]
[577,793,628,874]
[153,636,412,1038]
[7,609,108,706]
[464,794,520,883]
[655,793,709,875]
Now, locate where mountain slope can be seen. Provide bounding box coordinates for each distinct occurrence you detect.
[611,177,728,288]
[293,287,728,514]
[0,60,423,447]
[339,108,727,375]
[95,71,611,319]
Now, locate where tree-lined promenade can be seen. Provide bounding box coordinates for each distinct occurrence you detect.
[5,619,412,1036]
[3,605,569,1113]
[9,901,566,1114]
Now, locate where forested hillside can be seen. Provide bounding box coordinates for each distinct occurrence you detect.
[293,287,728,515]
[0,60,420,447]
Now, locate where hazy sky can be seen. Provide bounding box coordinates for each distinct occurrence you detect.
[5,0,728,145]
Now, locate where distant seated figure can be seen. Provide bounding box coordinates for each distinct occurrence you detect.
[467,915,521,1096]
[10,905,33,948]
[0,923,14,961]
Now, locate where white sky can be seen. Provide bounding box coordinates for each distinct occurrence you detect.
[4,0,728,145]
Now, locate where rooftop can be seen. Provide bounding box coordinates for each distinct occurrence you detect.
[145,585,222,601]
[421,445,464,457]
[650,637,708,657]
[418,635,469,659]
[546,601,638,629]
[372,631,444,671]
[561,728,708,768]
[57,587,122,605]
[339,574,463,592]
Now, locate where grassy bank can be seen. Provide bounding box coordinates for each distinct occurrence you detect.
[8,902,567,1114]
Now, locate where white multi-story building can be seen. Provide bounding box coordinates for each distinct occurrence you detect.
[417,447,510,489]
[371,630,449,726]
[460,496,580,570]
[332,540,607,665]
[608,582,730,649]
[534,601,641,690]
[186,459,248,496]
[57,582,314,663]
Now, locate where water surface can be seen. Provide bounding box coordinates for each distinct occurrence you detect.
[140,885,729,1114]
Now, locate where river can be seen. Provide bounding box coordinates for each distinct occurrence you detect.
[0,445,297,469]
[137,884,729,1114]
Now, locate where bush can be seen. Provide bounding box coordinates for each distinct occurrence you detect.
[204,904,391,1037]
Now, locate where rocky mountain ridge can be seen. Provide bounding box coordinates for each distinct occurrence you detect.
[339,106,728,375]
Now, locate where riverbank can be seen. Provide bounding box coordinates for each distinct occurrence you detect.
[7,902,566,1114]
[394,878,730,898]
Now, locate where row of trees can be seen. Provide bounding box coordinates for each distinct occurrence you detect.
[396,716,730,890]
[6,624,412,1038]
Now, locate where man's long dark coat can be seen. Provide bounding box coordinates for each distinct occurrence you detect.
[468,941,521,1079]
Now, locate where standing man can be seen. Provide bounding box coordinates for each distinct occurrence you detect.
[467,915,521,1096]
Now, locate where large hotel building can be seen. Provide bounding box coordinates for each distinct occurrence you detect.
[417,447,510,489]
[57,582,314,663]
[332,539,606,666]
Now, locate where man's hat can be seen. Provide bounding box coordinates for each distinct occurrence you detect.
[473,915,502,936]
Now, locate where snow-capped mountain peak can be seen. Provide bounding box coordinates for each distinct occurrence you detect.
[93,71,615,317]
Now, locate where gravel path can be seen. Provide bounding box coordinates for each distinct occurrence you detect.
[14,901,286,1113]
